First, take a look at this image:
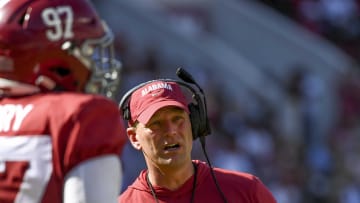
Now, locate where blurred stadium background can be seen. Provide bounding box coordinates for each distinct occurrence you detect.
[92,0,360,202]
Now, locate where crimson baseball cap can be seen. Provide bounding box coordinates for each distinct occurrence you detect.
[129,81,190,124]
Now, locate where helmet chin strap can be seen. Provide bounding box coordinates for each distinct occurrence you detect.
[35,75,56,90]
[0,78,39,96]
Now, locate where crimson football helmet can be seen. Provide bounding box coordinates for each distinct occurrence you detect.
[0,0,121,99]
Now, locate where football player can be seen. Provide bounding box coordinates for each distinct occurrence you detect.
[0,0,127,202]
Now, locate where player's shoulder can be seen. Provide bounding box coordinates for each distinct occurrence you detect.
[196,160,260,184]
[47,92,113,103]
[215,166,260,181]
[40,92,117,109]
[30,92,120,119]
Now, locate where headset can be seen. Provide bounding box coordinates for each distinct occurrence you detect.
[119,67,211,140]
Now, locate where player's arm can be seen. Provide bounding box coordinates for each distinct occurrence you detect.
[63,155,123,203]
[57,96,126,203]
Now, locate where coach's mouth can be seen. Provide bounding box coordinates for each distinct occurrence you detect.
[164,143,180,151]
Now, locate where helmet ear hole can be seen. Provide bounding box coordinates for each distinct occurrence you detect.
[18,12,26,26]
[188,103,200,140]
[50,67,71,77]
[51,66,78,89]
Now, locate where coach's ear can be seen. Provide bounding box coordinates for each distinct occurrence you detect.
[127,127,141,150]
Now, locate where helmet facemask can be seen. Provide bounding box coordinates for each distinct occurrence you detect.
[63,21,121,100]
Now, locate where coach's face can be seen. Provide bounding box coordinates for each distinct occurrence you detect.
[127,106,193,169]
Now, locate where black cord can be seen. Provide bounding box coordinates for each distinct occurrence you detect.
[199,136,228,203]
[146,172,159,203]
[190,162,198,203]
[146,163,198,203]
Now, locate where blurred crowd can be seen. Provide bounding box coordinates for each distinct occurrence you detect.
[93,1,360,203]
[256,1,360,202]
[259,0,360,64]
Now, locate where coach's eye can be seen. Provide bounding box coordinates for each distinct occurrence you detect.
[147,120,162,129]
[172,115,184,123]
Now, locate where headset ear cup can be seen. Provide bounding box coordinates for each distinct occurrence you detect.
[188,103,200,140]
[123,107,130,121]
[197,98,211,137]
